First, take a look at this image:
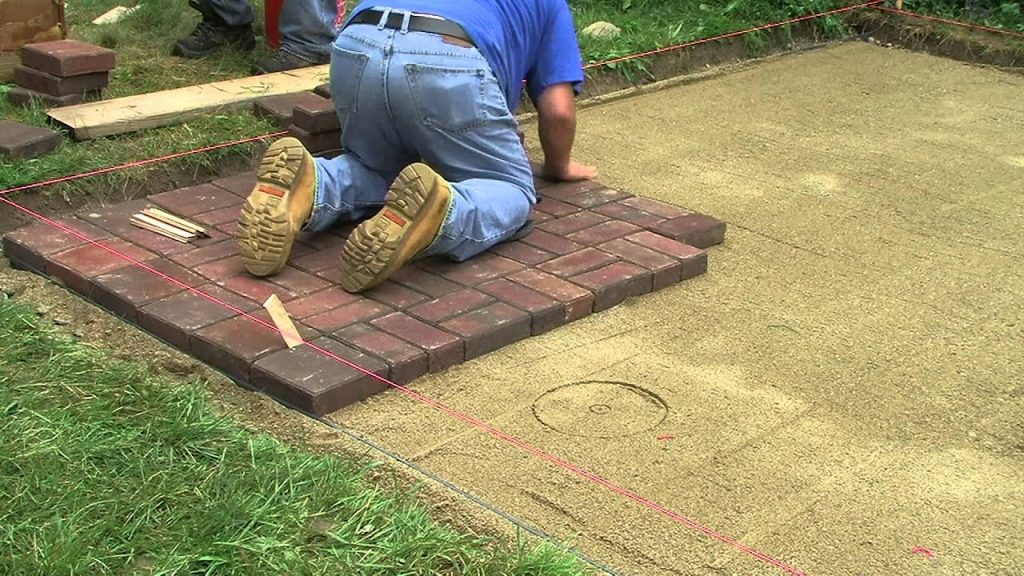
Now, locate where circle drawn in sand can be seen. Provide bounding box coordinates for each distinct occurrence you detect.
[532,381,668,438]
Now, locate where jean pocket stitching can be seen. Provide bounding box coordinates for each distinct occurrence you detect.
[331,46,369,130]
[405,64,488,133]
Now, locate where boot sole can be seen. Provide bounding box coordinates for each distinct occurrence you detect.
[237,138,309,277]
[339,164,449,293]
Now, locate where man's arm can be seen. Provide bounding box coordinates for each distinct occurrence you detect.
[535,83,597,182]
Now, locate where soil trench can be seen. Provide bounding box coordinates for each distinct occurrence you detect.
[327,42,1024,575]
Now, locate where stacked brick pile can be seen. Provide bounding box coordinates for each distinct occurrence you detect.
[253,86,342,157]
[9,40,115,108]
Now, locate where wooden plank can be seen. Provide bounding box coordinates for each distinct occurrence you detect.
[47,65,329,140]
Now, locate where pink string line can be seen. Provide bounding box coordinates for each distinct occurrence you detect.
[0,193,809,575]
[583,0,885,70]
[870,5,1024,39]
[0,131,288,197]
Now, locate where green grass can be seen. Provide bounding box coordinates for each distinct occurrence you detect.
[0,296,587,576]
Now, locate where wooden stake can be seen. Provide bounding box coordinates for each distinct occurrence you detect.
[263,294,303,348]
[130,216,193,243]
[142,208,209,237]
[132,213,196,240]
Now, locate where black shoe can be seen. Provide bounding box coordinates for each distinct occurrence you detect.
[172,0,255,59]
[172,20,255,58]
[252,50,324,75]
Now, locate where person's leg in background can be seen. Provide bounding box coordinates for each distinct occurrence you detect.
[254,0,344,73]
[173,0,256,58]
[338,24,535,293]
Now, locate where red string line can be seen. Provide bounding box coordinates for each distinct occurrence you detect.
[0,131,288,197]
[869,5,1024,39]
[0,194,809,576]
[582,0,884,70]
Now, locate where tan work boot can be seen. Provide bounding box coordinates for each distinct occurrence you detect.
[339,163,452,293]
[237,137,316,276]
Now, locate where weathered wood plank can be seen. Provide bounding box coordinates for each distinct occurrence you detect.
[47,65,330,140]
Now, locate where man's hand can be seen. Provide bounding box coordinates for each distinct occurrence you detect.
[535,83,596,182]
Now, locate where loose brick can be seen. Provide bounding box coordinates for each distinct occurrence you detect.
[289,125,341,154]
[621,196,691,219]
[304,299,393,332]
[7,86,101,108]
[334,324,428,384]
[593,200,667,228]
[533,197,581,218]
[194,205,241,227]
[541,179,605,201]
[518,229,583,256]
[651,214,727,248]
[478,278,564,335]
[138,285,258,351]
[440,302,531,360]
[79,199,153,236]
[169,241,238,268]
[2,219,111,272]
[92,258,203,322]
[625,231,709,279]
[537,247,618,278]
[567,220,642,246]
[407,288,493,324]
[435,253,523,286]
[193,311,317,383]
[124,227,195,256]
[488,241,555,266]
[598,237,682,290]
[285,287,361,319]
[47,240,156,296]
[292,98,340,133]
[14,65,108,97]
[252,91,326,128]
[266,266,330,296]
[570,262,652,312]
[291,248,340,274]
[210,172,257,196]
[371,312,463,372]
[563,186,632,209]
[364,281,429,309]
[219,274,300,304]
[20,40,116,77]
[195,255,246,281]
[0,120,61,159]
[149,183,243,217]
[251,337,388,416]
[507,269,593,322]
[389,266,461,298]
[537,210,609,236]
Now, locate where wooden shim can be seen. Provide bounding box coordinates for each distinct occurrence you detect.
[142,208,208,236]
[132,213,196,239]
[48,64,329,140]
[130,216,192,243]
[263,294,303,348]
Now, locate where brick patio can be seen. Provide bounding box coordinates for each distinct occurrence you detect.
[3,173,725,416]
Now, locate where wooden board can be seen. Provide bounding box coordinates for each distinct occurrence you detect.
[47,64,329,140]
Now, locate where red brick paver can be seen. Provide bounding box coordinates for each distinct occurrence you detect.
[1,172,724,416]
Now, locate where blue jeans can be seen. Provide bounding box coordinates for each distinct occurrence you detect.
[204,0,340,62]
[305,15,535,262]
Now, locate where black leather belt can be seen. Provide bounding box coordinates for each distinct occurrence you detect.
[347,9,474,45]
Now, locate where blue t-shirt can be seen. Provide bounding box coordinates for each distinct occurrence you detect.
[346,1,584,112]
